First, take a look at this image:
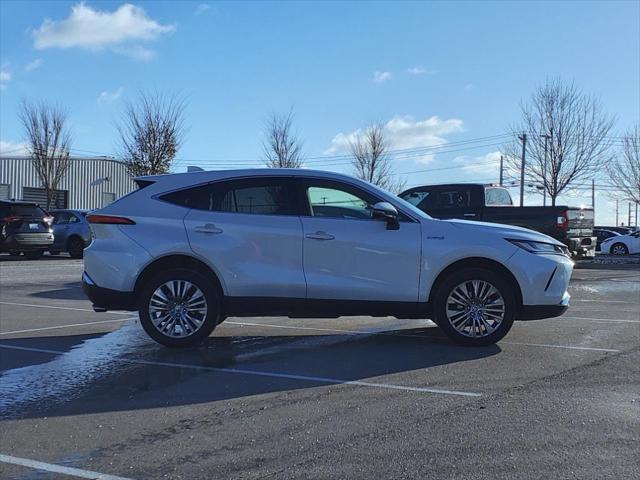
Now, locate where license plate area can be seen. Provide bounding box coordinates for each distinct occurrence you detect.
[29,223,39,230]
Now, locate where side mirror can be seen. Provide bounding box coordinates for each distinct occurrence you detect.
[371,202,400,230]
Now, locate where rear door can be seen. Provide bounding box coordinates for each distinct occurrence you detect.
[180,177,306,298]
[298,178,421,302]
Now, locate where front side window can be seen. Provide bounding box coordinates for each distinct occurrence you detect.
[53,212,70,225]
[307,186,373,219]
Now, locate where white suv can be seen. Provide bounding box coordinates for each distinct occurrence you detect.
[83,169,573,347]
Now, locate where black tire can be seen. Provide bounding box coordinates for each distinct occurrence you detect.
[67,236,86,259]
[433,267,516,346]
[138,268,221,347]
[611,242,628,255]
[24,250,44,260]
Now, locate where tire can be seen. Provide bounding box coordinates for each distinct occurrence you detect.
[433,267,516,346]
[67,237,86,259]
[138,268,220,347]
[611,243,628,255]
[24,250,44,260]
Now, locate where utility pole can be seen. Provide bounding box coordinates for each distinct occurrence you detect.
[518,133,527,207]
[629,202,632,227]
[591,179,595,208]
[616,199,619,226]
[499,155,504,186]
[636,202,638,227]
[540,133,551,207]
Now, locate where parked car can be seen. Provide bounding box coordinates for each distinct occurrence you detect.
[595,225,634,236]
[600,230,640,255]
[399,184,596,257]
[49,209,92,259]
[594,228,621,252]
[0,200,54,259]
[83,169,573,348]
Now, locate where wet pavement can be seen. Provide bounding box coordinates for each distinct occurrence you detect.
[0,255,638,479]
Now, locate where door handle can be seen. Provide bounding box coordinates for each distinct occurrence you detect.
[306,231,335,241]
[463,213,476,218]
[194,224,223,234]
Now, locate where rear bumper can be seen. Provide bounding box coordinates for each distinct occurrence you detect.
[565,237,597,257]
[1,233,54,251]
[82,272,137,311]
[518,292,570,320]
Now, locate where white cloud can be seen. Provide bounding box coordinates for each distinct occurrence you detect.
[373,71,392,83]
[454,151,503,173]
[0,140,29,156]
[31,2,174,60]
[24,58,44,72]
[325,115,465,163]
[0,69,10,89]
[97,86,124,105]
[194,3,211,15]
[407,66,426,75]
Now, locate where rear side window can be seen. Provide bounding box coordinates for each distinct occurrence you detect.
[161,178,297,216]
[436,189,471,209]
[485,187,512,206]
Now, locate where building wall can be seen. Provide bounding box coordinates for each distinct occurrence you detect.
[0,156,136,209]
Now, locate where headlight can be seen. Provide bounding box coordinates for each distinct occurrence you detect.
[507,239,570,257]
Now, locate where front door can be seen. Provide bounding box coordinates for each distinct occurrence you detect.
[298,179,422,302]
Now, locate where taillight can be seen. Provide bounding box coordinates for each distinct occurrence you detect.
[43,216,54,225]
[557,210,569,230]
[1,216,20,223]
[86,214,136,225]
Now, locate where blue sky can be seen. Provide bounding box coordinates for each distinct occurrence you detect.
[1,1,638,224]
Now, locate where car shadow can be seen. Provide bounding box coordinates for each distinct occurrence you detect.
[31,281,85,300]
[0,252,74,262]
[0,321,499,420]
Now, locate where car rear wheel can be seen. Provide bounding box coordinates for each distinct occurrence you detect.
[138,269,220,347]
[433,268,516,346]
[67,237,85,259]
[24,250,44,260]
[611,243,628,255]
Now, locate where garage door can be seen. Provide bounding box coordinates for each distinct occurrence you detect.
[22,187,68,209]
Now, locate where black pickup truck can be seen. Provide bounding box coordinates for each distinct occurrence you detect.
[399,184,596,257]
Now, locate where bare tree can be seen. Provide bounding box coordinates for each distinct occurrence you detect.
[506,78,615,205]
[117,92,186,177]
[262,109,304,168]
[19,100,72,209]
[349,123,406,193]
[608,125,640,204]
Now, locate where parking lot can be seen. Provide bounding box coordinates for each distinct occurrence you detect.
[0,255,638,479]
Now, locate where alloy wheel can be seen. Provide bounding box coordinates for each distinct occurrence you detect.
[446,280,505,338]
[148,280,208,338]
[612,243,627,255]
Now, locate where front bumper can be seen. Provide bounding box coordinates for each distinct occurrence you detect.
[82,272,137,312]
[518,291,570,320]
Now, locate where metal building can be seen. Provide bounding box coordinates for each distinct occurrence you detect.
[0,156,136,210]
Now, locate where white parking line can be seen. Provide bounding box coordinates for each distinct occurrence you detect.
[560,316,640,323]
[0,301,131,315]
[572,299,639,305]
[0,453,132,480]
[501,342,619,353]
[0,344,482,397]
[0,318,135,335]
[226,321,622,352]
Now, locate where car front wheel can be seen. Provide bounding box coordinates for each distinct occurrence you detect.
[138,269,220,347]
[433,268,516,346]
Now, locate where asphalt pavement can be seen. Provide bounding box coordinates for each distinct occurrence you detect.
[0,254,638,479]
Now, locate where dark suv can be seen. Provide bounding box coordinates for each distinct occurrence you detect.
[0,200,54,259]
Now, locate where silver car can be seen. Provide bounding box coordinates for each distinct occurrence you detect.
[49,209,92,259]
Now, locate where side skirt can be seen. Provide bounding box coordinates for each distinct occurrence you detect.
[223,297,431,320]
